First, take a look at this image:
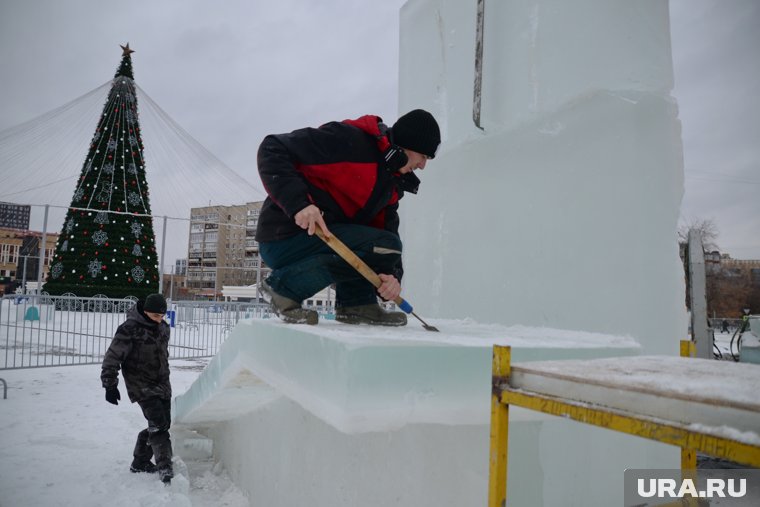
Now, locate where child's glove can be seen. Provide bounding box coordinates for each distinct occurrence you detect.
[105,386,121,405]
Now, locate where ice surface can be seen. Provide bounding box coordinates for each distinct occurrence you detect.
[174,317,640,432]
[398,0,685,357]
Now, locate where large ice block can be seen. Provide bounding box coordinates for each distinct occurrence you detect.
[174,317,640,433]
[399,0,674,138]
[399,90,685,355]
[397,0,685,356]
[173,319,677,507]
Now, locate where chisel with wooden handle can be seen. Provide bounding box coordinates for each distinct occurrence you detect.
[314,229,439,332]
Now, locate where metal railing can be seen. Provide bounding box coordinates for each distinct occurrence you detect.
[0,294,276,370]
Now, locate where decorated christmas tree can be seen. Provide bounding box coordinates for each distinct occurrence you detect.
[45,44,160,300]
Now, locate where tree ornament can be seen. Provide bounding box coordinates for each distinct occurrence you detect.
[50,263,63,279]
[127,192,142,207]
[131,265,145,283]
[88,259,102,278]
[94,212,109,224]
[96,183,112,203]
[92,230,108,246]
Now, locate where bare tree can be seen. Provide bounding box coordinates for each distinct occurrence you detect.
[678,218,720,252]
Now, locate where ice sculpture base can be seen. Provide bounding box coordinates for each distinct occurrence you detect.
[173,318,678,506]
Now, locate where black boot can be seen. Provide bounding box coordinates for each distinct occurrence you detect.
[151,431,174,484]
[130,429,157,473]
[261,280,318,325]
[130,460,157,473]
[336,303,407,326]
[158,466,174,484]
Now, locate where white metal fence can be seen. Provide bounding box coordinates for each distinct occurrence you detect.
[0,294,274,370]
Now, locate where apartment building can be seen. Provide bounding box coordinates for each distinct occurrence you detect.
[0,202,31,230]
[186,202,270,299]
[0,227,59,294]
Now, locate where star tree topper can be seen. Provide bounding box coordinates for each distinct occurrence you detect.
[120,43,135,56]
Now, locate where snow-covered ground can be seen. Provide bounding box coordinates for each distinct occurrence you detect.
[0,359,248,507]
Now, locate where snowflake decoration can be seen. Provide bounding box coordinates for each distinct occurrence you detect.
[130,222,143,238]
[88,259,102,278]
[92,230,108,246]
[127,163,138,175]
[127,191,142,206]
[106,139,117,151]
[131,265,145,283]
[50,263,63,279]
[128,135,138,146]
[94,212,109,224]
[132,244,143,257]
[73,188,85,201]
[65,218,75,233]
[125,110,135,124]
[103,163,115,175]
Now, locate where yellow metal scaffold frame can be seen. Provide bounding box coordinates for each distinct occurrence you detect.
[487,341,760,507]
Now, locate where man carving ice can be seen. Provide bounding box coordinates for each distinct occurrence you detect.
[255,109,441,326]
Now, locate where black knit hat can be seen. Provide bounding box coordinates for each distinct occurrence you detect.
[143,293,167,314]
[390,109,441,159]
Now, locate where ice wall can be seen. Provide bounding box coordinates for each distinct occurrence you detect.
[398,0,685,355]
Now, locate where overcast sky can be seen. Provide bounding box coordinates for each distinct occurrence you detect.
[0,0,758,259]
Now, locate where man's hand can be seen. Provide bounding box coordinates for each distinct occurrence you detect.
[377,273,401,302]
[294,205,331,237]
[105,386,121,405]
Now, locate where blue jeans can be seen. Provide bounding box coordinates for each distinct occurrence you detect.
[259,224,402,308]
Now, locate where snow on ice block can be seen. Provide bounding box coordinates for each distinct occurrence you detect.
[174,318,640,433]
[510,356,760,444]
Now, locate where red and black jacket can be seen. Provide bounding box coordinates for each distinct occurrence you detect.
[254,115,420,243]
